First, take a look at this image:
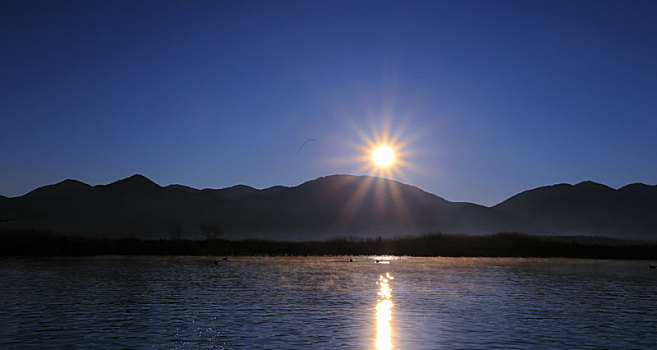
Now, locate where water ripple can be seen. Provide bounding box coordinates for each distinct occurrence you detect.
[1,257,656,349]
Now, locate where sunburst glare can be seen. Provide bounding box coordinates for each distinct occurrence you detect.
[372,145,395,167]
[354,124,413,180]
[322,115,429,229]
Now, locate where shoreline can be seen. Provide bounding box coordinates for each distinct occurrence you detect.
[2,230,656,260]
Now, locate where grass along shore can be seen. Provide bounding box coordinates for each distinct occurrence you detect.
[1,229,656,259]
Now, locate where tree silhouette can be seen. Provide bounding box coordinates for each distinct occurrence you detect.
[200,222,224,240]
[167,219,182,240]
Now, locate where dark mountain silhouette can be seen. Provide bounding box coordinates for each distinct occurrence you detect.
[210,184,287,200]
[165,183,287,199]
[0,175,655,240]
[165,184,200,193]
[494,181,657,239]
[101,174,160,192]
[215,175,526,239]
[24,179,92,198]
[0,174,526,240]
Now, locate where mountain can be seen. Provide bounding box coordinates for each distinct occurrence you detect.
[23,179,92,198]
[165,183,287,199]
[209,184,287,200]
[494,181,657,239]
[165,184,200,193]
[0,174,525,240]
[217,175,526,238]
[1,175,655,240]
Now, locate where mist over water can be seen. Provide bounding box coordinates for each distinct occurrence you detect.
[1,257,656,349]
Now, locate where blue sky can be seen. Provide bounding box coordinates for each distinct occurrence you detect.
[2,0,657,205]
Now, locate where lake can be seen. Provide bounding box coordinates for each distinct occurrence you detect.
[1,256,656,349]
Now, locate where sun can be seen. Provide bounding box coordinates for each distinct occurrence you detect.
[326,117,421,225]
[332,116,417,181]
[351,125,411,180]
[372,145,395,167]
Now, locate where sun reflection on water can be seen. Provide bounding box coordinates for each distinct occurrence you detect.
[376,272,394,350]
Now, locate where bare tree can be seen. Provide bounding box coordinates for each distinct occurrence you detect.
[167,219,182,240]
[200,222,224,241]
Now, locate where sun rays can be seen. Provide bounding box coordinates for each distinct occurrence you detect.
[316,118,425,231]
[354,124,413,180]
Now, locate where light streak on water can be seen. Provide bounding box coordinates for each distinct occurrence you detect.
[376,272,394,350]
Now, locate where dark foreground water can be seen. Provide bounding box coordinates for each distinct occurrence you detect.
[1,256,656,349]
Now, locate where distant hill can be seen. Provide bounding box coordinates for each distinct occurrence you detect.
[0,175,655,240]
[165,183,287,199]
[23,179,92,198]
[494,181,657,239]
[0,174,526,240]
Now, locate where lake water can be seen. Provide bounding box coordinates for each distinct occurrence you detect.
[1,256,656,349]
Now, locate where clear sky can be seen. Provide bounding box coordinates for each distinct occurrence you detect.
[2,0,657,206]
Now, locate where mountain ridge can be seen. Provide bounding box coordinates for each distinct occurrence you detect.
[494,180,657,238]
[7,174,652,204]
[1,174,655,240]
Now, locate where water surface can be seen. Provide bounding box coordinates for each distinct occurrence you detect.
[1,256,656,349]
